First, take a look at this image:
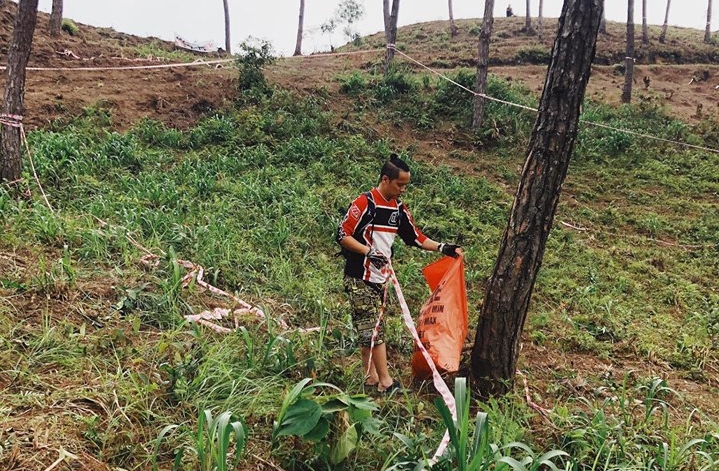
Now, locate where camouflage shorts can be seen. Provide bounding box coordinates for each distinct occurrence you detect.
[344,276,386,348]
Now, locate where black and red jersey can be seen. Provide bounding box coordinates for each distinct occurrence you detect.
[337,187,427,283]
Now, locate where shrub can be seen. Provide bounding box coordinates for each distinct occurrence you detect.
[338,71,368,95]
[61,19,79,36]
[236,37,275,95]
[515,45,551,64]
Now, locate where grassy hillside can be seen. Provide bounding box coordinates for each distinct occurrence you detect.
[1,11,719,471]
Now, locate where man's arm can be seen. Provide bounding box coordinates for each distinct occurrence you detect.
[421,238,464,257]
[339,235,370,256]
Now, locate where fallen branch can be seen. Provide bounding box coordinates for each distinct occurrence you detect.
[559,220,589,232]
[517,370,553,420]
[42,448,79,471]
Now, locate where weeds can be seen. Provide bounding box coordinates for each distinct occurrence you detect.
[152,408,247,471]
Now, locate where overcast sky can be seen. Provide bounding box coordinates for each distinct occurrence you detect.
[35,1,713,56]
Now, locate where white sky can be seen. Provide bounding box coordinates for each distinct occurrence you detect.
[35,1,713,56]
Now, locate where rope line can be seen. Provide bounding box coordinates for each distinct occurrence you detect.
[388,45,719,155]
[282,48,385,59]
[0,58,236,72]
[0,113,53,212]
[6,48,384,72]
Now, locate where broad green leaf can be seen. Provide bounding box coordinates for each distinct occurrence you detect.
[346,394,380,411]
[273,398,322,438]
[322,398,349,413]
[302,417,330,442]
[330,423,359,465]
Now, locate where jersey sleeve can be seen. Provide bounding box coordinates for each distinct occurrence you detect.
[336,193,370,244]
[397,203,427,248]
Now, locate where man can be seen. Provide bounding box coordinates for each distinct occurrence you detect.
[337,154,462,394]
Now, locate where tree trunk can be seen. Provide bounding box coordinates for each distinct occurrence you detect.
[383,0,390,35]
[223,0,231,54]
[659,0,671,43]
[599,9,607,34]
[469,0,603,398]
[49,0,62,36]
[472,0,494,130]
[294,0,305,56]
[448,0,458,38]
[525,0,532,33]
[538,0,544,40]
[705,0,713,43]
[641,0,648,44]
[622,0,635,103]
[384,0,400,73]
[1,0,39,184]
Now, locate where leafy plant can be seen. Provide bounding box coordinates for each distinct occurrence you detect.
[61,18,79,36]
[435,377,569,471]
[273,378,381,466]
[152,408,247,471]
[236,38,275,95]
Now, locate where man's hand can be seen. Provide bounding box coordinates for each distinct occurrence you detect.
[367,248,389,268]
[439,243,461,258]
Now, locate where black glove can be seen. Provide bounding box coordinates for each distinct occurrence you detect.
[439,243,461,258]
[367,248,389,269]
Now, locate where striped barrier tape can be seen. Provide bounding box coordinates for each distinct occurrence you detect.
[387,263,455,466]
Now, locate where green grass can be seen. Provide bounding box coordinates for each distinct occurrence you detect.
[1,63,718,470]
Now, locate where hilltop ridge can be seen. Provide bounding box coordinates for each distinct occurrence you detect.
[0,2,717,130]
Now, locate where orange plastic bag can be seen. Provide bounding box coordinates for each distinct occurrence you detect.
[411,255,468,380]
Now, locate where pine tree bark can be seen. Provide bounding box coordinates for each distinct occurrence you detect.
[659,0,671,43]
[223,0,231,54]
[448,0,458,38]
[49,0,62,36]
[538,0,544,40]
[1,0,39,184]
[470,0,603,398]
[384,0,400,73]
[705,0,713,43]
[525,0,532,33]
[294,0,305,56]
[472,0,494,130]
[641,0,648,44]
[622,0,635,103]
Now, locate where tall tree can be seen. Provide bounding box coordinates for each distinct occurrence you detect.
[622,0,635,103]
[223,0,231,54]
[448,0,458,37]
[48,0,62,36]
[538,0,544,40]
[294,0,305,56]
[659,0,671,43]
[384,0,400,72]
[1,0,39,184]
[525,0,532,33]
[469,0,603,398]
[705,0,713,43]
[472,0,495,130]
[641,0,648,44]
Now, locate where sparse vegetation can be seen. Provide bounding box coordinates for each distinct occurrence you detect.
[61,18,79,36]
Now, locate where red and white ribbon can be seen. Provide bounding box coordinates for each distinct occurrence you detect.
[388,263,455,465]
